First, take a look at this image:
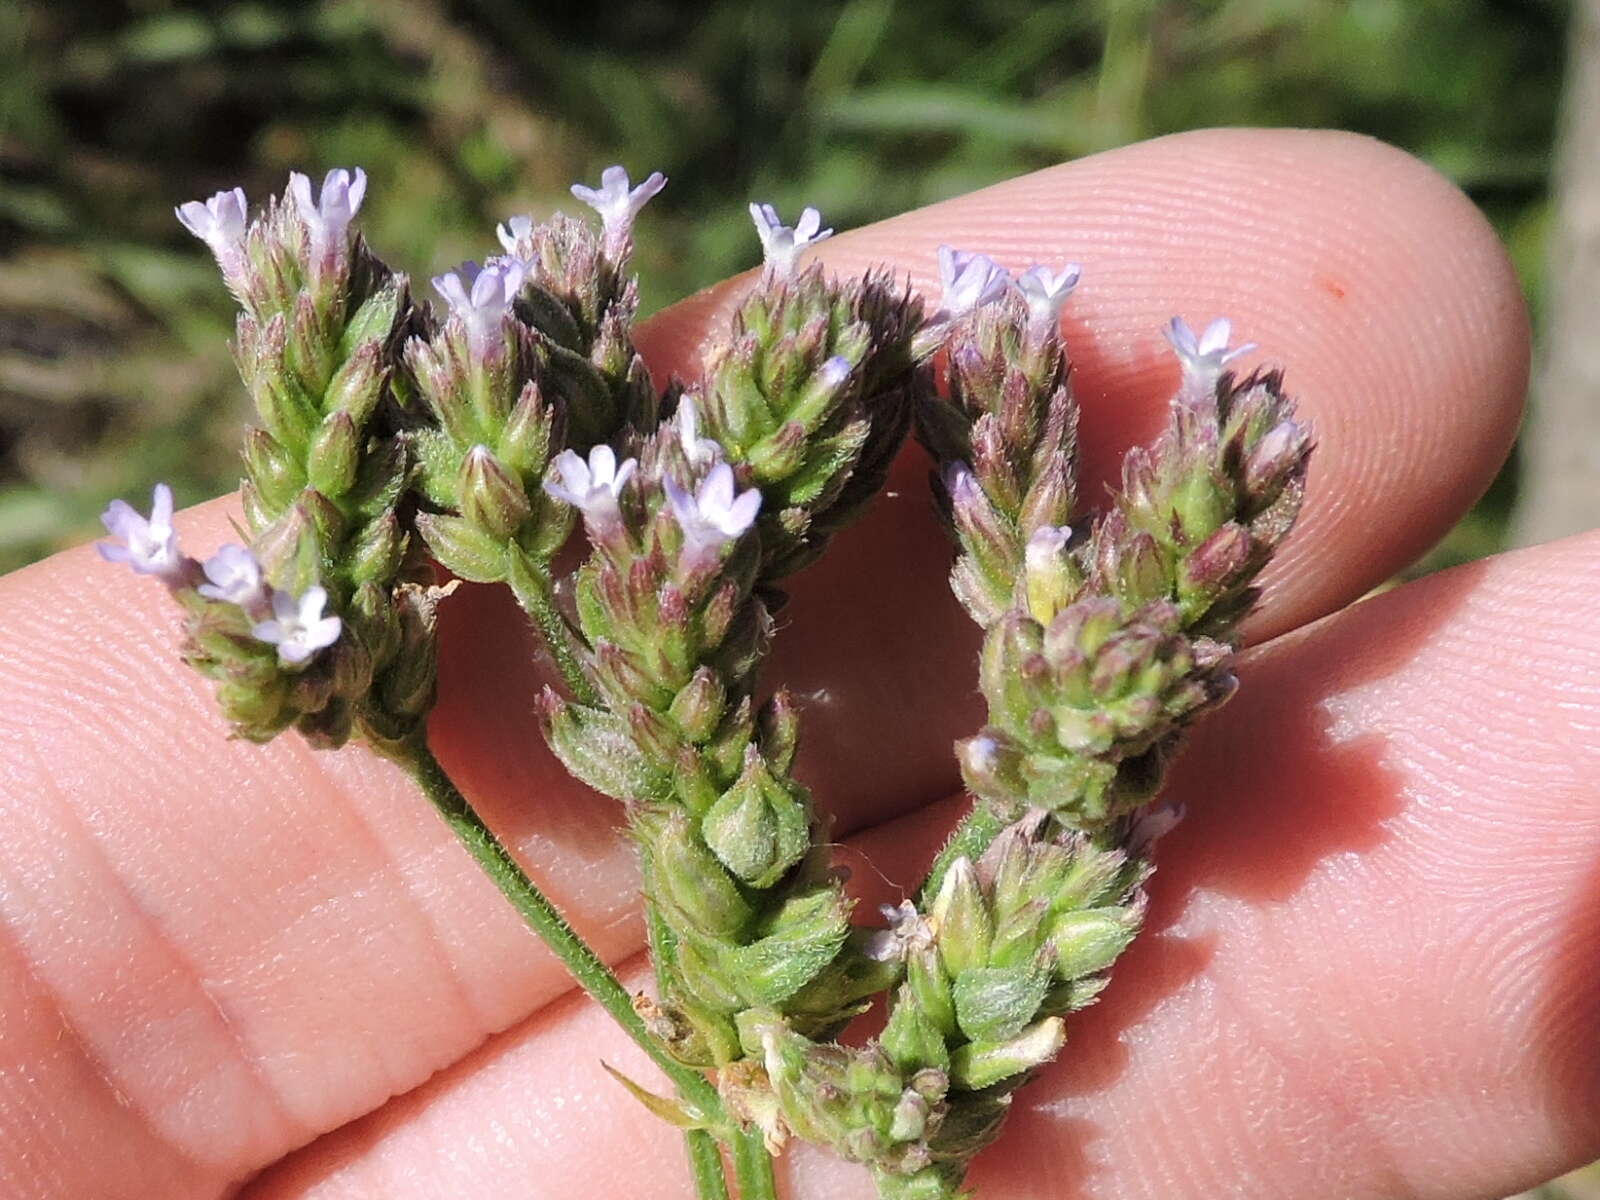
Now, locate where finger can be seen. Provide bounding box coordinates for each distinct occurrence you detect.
[639,126,1529,647]
[0,127,1527,1197]
[248,532,1600,1200]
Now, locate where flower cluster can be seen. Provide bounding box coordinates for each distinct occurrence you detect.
[111,165,1313,1200]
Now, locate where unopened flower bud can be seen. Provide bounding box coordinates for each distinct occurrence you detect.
[647,809,756,940]
[700,748,810,889]
[956,731,1027,808]
[1178,521,1252,615]
[1021,524,1076,623]
[307,412,361,497]
[948,1016,1064,1090]
[668,668,727,743]
[1050,901,1143,979]
[460,445,533,539]
[880,985,951,1075]
[929,858,991,978]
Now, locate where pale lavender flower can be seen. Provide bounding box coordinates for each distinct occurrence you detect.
[495,215,538,262]
[944,460,983,507]
[1016,262,1081,330]
[664,462,761,558]
[251,585,342,666]
[432,258,526,354]
[288,167,367,255]
[935,245,1011,320]
[571,166,666,253]
[98,483,185,581]
[863,899,936,963]
[748,203,832,276]
[1024,524,1072,571]
[675,397,722,467]
[817,355,852,391]
[544,444,638,521]
[175,188,249,276]
[1128,801,1186,855]
[198,544,265,606]
[1164,316,1256,389]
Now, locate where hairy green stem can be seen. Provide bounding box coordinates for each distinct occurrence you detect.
[399,736,734,1198]
[644,864,747,1196]
[732,1128,781,1200]
[918,801,1009,905]
[686,1130,733,1200]
[508,564,601,706]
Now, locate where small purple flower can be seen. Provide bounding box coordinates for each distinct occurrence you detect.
[935,245,1011,320]
[495,215,537,262]
[863,899,936,964]
[1164,316,1256,385]
[175,188,249,272]
[544,444,638,520]
[674,397,722,468]
[98,483,184,581]
[251,585,342,666]
[664,462,761,558]
[432,257,526,353]
[943,460,983,507]
[748,203,832,276]
[288,167,367,254]
[571,166,666,252]
[1016,263,1081,330]
[198,544,265,606]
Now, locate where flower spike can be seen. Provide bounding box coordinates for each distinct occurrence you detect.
[748,203,833,276]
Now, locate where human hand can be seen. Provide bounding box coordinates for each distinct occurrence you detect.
[1,128,1589,1199]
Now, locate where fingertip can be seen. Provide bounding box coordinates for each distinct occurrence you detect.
[637,129,1530,641]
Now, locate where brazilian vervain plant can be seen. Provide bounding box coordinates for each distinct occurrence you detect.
[102,164,1310,1199]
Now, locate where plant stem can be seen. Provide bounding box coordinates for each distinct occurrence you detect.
[918,801,1009,905]
[732,1127,781,1200]
[399,737,733,1198]
[686,1130,732,1200]
[507,559,601,706]
[644,865,740,1196]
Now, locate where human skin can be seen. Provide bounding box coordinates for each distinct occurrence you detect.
[1,127,1595,1199]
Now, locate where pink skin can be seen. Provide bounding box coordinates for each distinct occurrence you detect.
[1,127,1587,1200]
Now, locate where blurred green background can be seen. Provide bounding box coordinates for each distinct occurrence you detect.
[0,0,1569,576]
[0,2,1594,1197]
